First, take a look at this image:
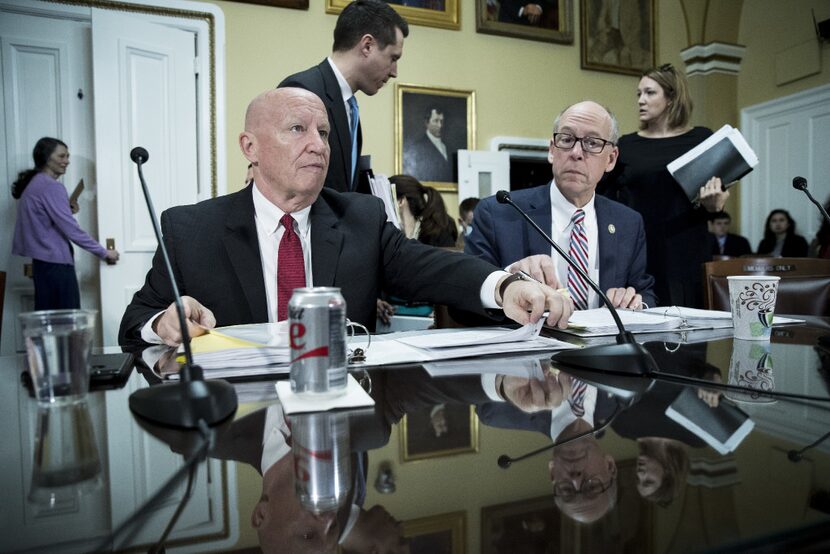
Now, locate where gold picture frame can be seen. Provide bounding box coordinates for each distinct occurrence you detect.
[475,0,574,44]
[400,404,479,462]
[402,511,467,553]
[326,1,460,31]
[395,84,476,192]
[226,0,308,8]
[580,0,657,76]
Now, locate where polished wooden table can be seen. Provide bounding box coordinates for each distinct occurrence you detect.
[2,319,829,553]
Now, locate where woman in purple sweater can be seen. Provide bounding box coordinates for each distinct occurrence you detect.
[12,137,119,310]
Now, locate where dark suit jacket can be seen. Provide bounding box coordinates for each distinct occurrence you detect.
[757,234,809,257]
[279,60,361,193]
[465,183,657,307]
[403,134,453,182]
[118,186,497,347]
[709,232,752,257]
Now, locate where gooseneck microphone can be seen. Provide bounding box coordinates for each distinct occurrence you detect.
[787,428,830,462]
[792,176,830,225]
[128,146,237,428]
[496,190,658,376]
[498,404,620,468]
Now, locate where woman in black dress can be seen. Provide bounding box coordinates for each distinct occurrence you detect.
[600,64,729,308]
[756,209,809,257]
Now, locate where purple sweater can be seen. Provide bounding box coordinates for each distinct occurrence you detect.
[12,172,107,265]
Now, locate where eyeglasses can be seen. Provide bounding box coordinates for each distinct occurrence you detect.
[553,476,615,501]
[552,133,615,153]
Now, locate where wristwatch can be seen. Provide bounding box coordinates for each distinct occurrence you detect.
[498,272,531,303]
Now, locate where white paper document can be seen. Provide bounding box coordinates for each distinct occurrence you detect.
[558,308,684,337]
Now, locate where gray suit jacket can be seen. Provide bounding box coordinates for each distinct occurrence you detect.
[279,60,360,193]
[465,183,657,307]
[119,186,498,347]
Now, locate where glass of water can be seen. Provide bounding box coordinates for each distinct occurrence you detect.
[20,310,96,405]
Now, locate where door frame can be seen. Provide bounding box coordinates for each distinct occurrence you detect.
[0,0,226,353]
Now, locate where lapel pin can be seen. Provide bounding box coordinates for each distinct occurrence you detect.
[608,224,616,234]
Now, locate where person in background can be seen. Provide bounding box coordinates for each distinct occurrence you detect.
[379,174,458,322]
[635,437,688,506]
[456,196,479,248]
[811,200,830,258]
[599,63,729,308]
[390,174,457,247]
[756,209,808,257]
[708,211,752,257]
[11,137,119,310]
[279,0,408,193]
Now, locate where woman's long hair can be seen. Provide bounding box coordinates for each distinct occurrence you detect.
[762,208,797,244]
[638,437,688,507]
[638,63,693,131]
[11,137,67,199]
[390,174,458,247]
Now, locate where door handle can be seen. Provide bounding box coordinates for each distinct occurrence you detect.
[105,238,117,265]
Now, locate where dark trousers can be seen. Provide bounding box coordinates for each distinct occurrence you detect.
[32,259,81,310]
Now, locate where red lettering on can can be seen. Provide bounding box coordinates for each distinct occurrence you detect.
[290,322,306,350]
[290,345,329,364]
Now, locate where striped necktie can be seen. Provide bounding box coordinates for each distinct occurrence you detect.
[567,209,589,310]
[348,95,359,189]
[569,378,588,417]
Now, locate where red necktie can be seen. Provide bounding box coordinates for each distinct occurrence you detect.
[277,214,305,321]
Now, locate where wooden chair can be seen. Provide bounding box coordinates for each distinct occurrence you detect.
[702,257,830,316]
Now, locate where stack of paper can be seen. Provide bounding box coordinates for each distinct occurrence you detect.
[560,308,684,337]
[642,307,804,329]
[182,322,290,370]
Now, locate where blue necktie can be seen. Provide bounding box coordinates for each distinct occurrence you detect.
[348,95,359,189]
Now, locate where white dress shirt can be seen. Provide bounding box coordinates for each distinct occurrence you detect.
[549,182,600,309]
[327,57,356,128]
[426,131,448,160]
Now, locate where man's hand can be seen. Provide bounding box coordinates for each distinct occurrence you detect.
[499,277,573,329]
[376,299,395,325]
[523,3,543,24]
[605,286,643,310]
[699,177,729,213]
[501,372,568,412]
[507,255,561,288]
[152,296,216,347]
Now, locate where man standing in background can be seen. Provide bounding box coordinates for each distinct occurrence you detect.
[279,0,409,193]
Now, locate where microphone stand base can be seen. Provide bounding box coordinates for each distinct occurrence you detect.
[129,379,238,428]
[550,339,658,377]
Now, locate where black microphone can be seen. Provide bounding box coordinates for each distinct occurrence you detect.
[496,190,658,377]
[792,176,830,225]
[787,429,830,462]
[127,146,237,428]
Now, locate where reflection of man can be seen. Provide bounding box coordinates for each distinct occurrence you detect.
[466,100,656,310]
[279,0,408,193]
[708,211,751,257]
[403,106,453,182]
[119,88,572,348]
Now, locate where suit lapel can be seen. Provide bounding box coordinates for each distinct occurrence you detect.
[595,197,616,294]
[524,185,553,257]
[309,196,343,286]
[318,61,353,190]
[222,186,268,322]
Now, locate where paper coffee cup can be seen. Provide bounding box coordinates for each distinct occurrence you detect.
[726,276,780,341]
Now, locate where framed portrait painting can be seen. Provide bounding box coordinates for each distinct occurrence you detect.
[227,0,308,8]
[326,1,460,31]
[402,511,466,554]
[400,404,479,461]
[476,0,574,44]
[395,84,475,192]
[580,0,656,75]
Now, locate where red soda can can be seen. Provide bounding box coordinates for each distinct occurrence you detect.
[289,287,347,395]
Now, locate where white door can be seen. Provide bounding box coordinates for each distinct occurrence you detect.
[92,9,199,346]
[457,149,511,202]
[0,10,98,354]
[741,84,830,249]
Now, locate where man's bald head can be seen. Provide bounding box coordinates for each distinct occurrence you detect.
[239,88,331,212]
